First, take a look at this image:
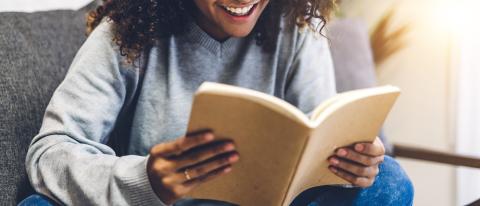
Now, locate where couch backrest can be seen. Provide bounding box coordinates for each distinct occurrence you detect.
[0,4,95,204]
[327,19,392,154]
[328,19,378,92]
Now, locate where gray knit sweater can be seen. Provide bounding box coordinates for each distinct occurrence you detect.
[26,18,336,205]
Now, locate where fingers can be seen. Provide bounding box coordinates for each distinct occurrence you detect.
[150,129,215,157]
[329,139,384,188]
[329,157,379,178]
[174,142,237,170]
[353,137,385,157]
[329,166,375,188]
[150,141,237,175]
[146,129,239,204]
[335,148,384,166]
[162,152,239,185]
[153,171,233,202]
[183,165,233,188]
[184,153,239,181]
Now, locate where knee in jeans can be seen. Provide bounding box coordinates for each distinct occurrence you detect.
[18,194,58,206]
[377,156,414,202]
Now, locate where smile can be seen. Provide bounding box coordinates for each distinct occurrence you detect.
[219,2,259,17]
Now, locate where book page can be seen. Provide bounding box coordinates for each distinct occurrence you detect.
[310,87,389,120]
[282,89,400,206]
[186,88,312,205]
[198,82,311,126]
[309,93,343,120]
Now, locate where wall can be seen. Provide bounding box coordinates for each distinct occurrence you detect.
[340,0,457,205]
[0,0,92,12]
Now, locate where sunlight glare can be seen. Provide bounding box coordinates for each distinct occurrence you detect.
[431,0,479,37]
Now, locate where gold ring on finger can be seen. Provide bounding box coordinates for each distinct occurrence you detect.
[184,169,192,181]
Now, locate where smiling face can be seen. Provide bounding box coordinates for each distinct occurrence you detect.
[193,0,270,41]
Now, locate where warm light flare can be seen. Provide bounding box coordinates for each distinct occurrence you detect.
[432,0,480,36]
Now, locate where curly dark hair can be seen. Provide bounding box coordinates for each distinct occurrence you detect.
[87,0,337,63]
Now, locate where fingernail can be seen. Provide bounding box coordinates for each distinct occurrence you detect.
[329,158,339,165]
[224,167,232,173]
[355,144,364,152]
[337,149,347,156]
[204,133,214,141]
[229,154,239,162]
[329,166,338,173]
[224,144,235,151]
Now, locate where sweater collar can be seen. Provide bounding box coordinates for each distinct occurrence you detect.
[181,21,242,59]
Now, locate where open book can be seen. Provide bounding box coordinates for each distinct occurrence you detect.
[185,82,400,206]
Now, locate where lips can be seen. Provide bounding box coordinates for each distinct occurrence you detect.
[219,2,259,17]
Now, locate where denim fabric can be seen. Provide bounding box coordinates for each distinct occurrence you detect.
[19,156,413,206]
[18,194,59,206]
[291,156,414,206]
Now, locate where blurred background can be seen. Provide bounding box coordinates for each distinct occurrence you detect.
[339,0,480,205]
[1,0,480,205]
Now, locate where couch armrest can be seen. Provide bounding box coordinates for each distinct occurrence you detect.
[393,144,480,169]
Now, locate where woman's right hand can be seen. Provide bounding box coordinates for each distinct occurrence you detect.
[146,129,239,204]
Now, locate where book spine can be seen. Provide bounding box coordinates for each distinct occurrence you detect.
[280,132,312,206]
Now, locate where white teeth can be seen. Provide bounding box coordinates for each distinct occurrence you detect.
[224,4,254,15]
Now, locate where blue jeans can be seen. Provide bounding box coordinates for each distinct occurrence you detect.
[19,156,413,206]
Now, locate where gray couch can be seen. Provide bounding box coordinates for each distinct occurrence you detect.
[0,3,386,204]
[0,3,96,204]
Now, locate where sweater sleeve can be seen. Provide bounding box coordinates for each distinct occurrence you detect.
[25,21,167,206]
[284,26,337,116]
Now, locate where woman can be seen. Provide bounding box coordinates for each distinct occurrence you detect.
[21,0,413,205]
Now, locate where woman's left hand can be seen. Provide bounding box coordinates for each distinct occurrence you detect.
[328,137,385,188]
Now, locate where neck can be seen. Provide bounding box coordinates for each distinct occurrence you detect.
[193,11,230,42]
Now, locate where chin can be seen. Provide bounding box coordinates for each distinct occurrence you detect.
[223,25,257,38]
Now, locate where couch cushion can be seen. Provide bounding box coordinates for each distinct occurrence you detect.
[328,19,392,154]
[328,19,378,92]
[0,3,95,204]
